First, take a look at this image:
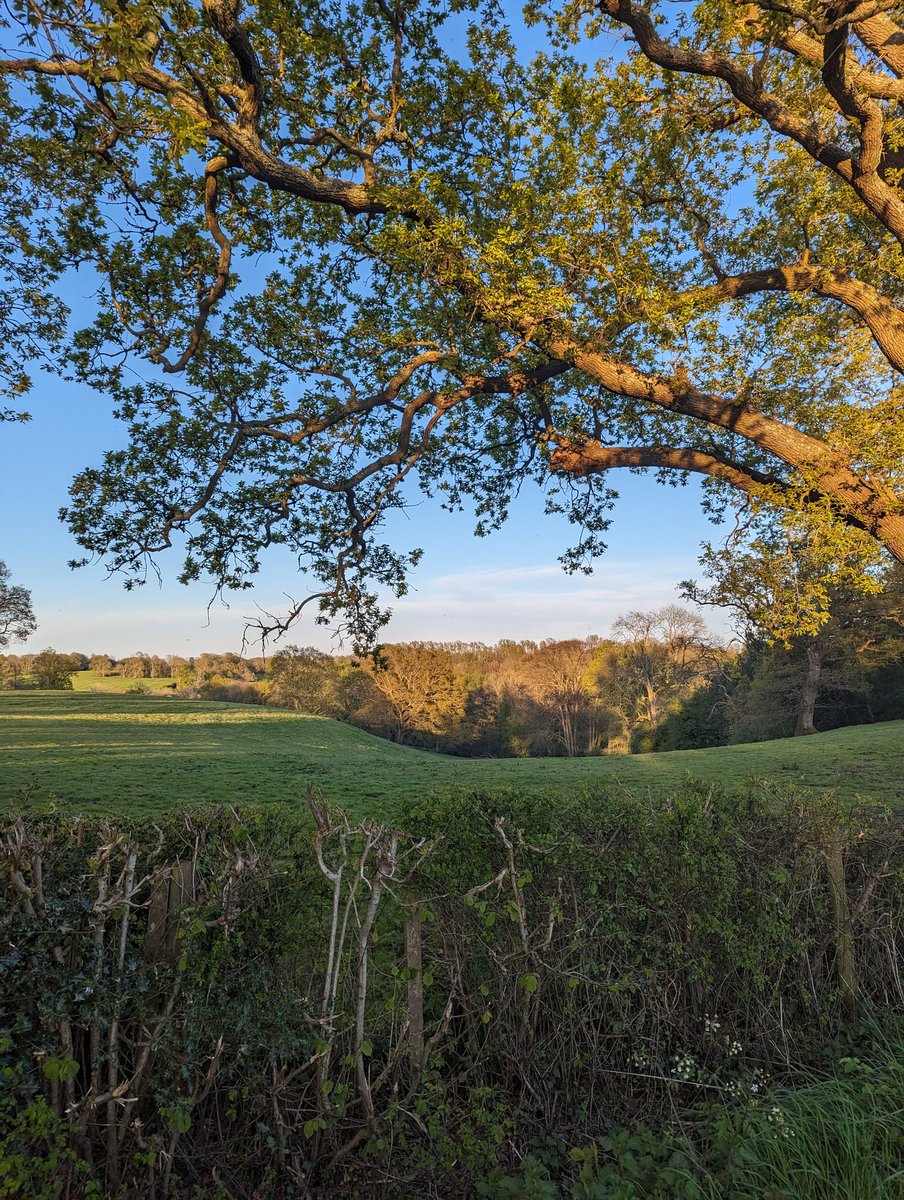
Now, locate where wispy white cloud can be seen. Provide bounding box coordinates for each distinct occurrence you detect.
[383,558,729,643]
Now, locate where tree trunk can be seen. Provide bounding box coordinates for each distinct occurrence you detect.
[794,646,823,736]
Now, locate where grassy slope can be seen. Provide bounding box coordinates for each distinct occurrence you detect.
[2,692,902,818]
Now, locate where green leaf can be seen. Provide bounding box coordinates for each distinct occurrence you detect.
[42,1055,79,1083]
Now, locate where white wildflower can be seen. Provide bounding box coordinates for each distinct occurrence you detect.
[671,1053,696,1081]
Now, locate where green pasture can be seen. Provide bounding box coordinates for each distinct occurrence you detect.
[69,670,177,693]
[1,691,902,817]
[8,671,178,694]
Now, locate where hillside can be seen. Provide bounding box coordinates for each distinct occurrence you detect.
[2,692,902,816]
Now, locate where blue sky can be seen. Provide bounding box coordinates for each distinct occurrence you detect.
[1,364,729,657]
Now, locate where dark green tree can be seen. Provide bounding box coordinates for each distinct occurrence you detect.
[684,533,904,735]
[31,647,73,690]
[0,560,36,649]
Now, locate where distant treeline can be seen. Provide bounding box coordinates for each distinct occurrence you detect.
[5,598,904,753]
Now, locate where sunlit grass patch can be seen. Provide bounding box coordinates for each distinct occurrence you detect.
[2,691,903,816]
[69,671,177,693]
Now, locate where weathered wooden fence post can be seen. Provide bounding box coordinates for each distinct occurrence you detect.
[144,860,196,962]
[405,911,424,1085]
[824,833,859,1020]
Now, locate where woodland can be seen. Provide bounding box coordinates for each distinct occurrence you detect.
[4,582,904,752]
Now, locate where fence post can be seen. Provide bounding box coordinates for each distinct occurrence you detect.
[824,834,859,1020]
[405,911,424,1085]
[144,861,196,963]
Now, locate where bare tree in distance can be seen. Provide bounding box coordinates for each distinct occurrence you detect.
[597,606,718,751]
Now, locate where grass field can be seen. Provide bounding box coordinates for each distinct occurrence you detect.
[2,691,902,817]
[69,671,178,693]
[8,671,178,693]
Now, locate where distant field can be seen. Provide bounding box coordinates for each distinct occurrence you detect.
[8,672,178,694]
[69,671,177,693]
[1,692,902,818]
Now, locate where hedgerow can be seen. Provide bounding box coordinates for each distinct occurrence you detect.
[2,783,901,1197]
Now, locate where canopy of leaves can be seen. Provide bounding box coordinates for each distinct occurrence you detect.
[2,0,904,645]
[31,646,74,689]
[0,559,36,648]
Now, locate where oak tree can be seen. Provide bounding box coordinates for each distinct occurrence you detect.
[31,647,74,689]
[366,641,468,743]
[2,0,904,644]
[683,532,904,734]
[0,559,36,648]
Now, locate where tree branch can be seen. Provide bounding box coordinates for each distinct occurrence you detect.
[822,22,886,175]
[598,0,904,244]
[547,438,877,534]
[854,13,904,76]
[686,263,904,373]
[151,155,234,373]
[548,438,781,492]
[201,0,264,128]
[774,23,904,99]
[541,328,904,553]
[0,56,413,219]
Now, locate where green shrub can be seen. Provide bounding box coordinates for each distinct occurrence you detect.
[0,1045,100,1200]
[2,783,901,1196]
[563,1049,904,1199]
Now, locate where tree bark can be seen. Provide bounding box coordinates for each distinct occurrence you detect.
[795,645,823,736]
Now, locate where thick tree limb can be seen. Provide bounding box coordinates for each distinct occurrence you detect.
[776,24,904,99]
[201,0,263,127]
[0,56,122,81]
[547,438,876,534]
[822,23,886,175]
[542,330,904,556]
[598,0,904,244]
[854,13,904,76]
[548,440,781,493]
[687,264,904,373]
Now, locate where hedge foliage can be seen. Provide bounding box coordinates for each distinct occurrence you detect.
[2,783,901,1197]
